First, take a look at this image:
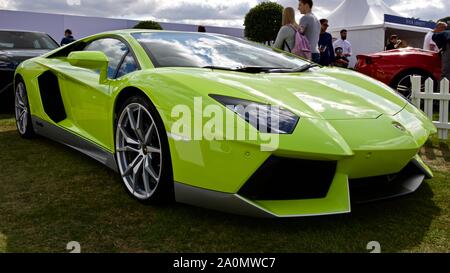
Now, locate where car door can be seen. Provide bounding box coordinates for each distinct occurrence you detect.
[59,37,136,151]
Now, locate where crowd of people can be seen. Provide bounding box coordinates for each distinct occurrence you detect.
[273,0,352,68]
[388,21,449,80]
[59,3,450,80]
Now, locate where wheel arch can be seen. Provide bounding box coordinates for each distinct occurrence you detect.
[112,85,170,146]
[113,86,151,123]
[14,73,24,87]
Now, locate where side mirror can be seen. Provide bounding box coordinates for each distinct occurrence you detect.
[68,51,109,83]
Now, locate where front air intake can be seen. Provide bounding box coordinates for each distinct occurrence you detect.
[238,157,337,200]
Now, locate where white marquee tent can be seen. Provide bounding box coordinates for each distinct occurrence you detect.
[326,0,434,67]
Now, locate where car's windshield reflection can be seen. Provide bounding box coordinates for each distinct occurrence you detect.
[132,32,310,70]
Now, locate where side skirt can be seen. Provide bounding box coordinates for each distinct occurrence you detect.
[31,115,118,172]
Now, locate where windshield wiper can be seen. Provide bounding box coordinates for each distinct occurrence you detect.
[202,66,283,73]
[202,66,236,71]
[203,64,319,74]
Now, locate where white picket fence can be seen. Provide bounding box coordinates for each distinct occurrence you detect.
[411,76,450,139]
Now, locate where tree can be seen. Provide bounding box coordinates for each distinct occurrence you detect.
[244,2,283,44]
[438,16,450,30]
[133,20,163,30]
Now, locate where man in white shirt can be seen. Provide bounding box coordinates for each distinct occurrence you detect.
[333,29,352,57]
[424,22,448,52]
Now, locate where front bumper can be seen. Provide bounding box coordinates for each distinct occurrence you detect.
[174,155,431,218]
[169,102,435,218]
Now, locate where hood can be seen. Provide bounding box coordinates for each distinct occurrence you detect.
[160,67,407,120]
[0,49,51,63]
[0,49,50,70]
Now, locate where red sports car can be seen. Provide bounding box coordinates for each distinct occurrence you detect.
[355,48,442,99]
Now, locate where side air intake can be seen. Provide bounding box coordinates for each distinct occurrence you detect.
[37,71,66,123]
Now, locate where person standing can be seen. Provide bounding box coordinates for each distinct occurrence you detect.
[333,47,349,68]
[298,0,320,63]
[386,35,401,50]
[432,30,450,80]
[318,19,334,66]
[60,29,75,46]
[423,22,447,52]
[273,7,298,52]
[198,25,206,33]
[333,29,352,57]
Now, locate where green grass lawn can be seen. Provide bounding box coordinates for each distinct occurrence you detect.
[0,114,449,253]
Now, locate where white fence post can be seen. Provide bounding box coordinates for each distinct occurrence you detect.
[439,78,449,139]
[411,75,421,107]
[424,78,434,120]
[410,76,450,140]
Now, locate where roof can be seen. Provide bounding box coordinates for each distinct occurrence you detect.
[0,29,48,34]
[327,0,402,30]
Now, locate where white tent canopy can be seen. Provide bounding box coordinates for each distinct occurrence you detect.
[325,0,432,68]
[327,0,401,29]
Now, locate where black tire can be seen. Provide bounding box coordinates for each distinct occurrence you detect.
[14,79,35,139]
[390,70,435,100]
[115,95,174,204]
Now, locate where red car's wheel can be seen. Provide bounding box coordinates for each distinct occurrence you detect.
[390,70,433,100]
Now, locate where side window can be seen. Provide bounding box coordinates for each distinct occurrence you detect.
[116,52,138,78]
[83,38,128,78]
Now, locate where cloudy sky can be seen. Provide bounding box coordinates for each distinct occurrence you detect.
[0,0,447,28]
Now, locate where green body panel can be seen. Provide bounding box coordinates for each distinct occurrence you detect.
[14,30,436,217]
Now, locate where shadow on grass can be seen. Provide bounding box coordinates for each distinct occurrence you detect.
[423,140,437,161]
[438,143,450,162]
[0,129,442,253]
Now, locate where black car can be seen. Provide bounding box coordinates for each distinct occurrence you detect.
[0,30,59,106]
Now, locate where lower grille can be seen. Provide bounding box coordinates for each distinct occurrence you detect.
[349,160,427,203]
[238,157,337,200]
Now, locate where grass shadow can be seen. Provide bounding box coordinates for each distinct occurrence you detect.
[151,181,438,253]
[0,127,445,253]
[438,142,450,162]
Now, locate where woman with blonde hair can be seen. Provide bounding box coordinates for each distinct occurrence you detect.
[273,7,299,52]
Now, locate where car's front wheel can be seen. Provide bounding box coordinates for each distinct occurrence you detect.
[14,80,35,138]
[115,96,173,203]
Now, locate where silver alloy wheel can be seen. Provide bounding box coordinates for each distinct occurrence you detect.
[15,82,28,135]
[116,103,162,200]
[396,74,425,100]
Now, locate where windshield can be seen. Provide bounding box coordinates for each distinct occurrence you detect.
[0,31,58,50]
[132,32,310,69]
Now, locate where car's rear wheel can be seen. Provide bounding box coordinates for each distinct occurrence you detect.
[14,80,35,138]
[115,96,173,203]
[391,71,433,100]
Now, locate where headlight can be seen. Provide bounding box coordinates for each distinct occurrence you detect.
[210,94,299,134]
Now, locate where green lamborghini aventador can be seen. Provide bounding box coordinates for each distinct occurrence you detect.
[13,30,436,217]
